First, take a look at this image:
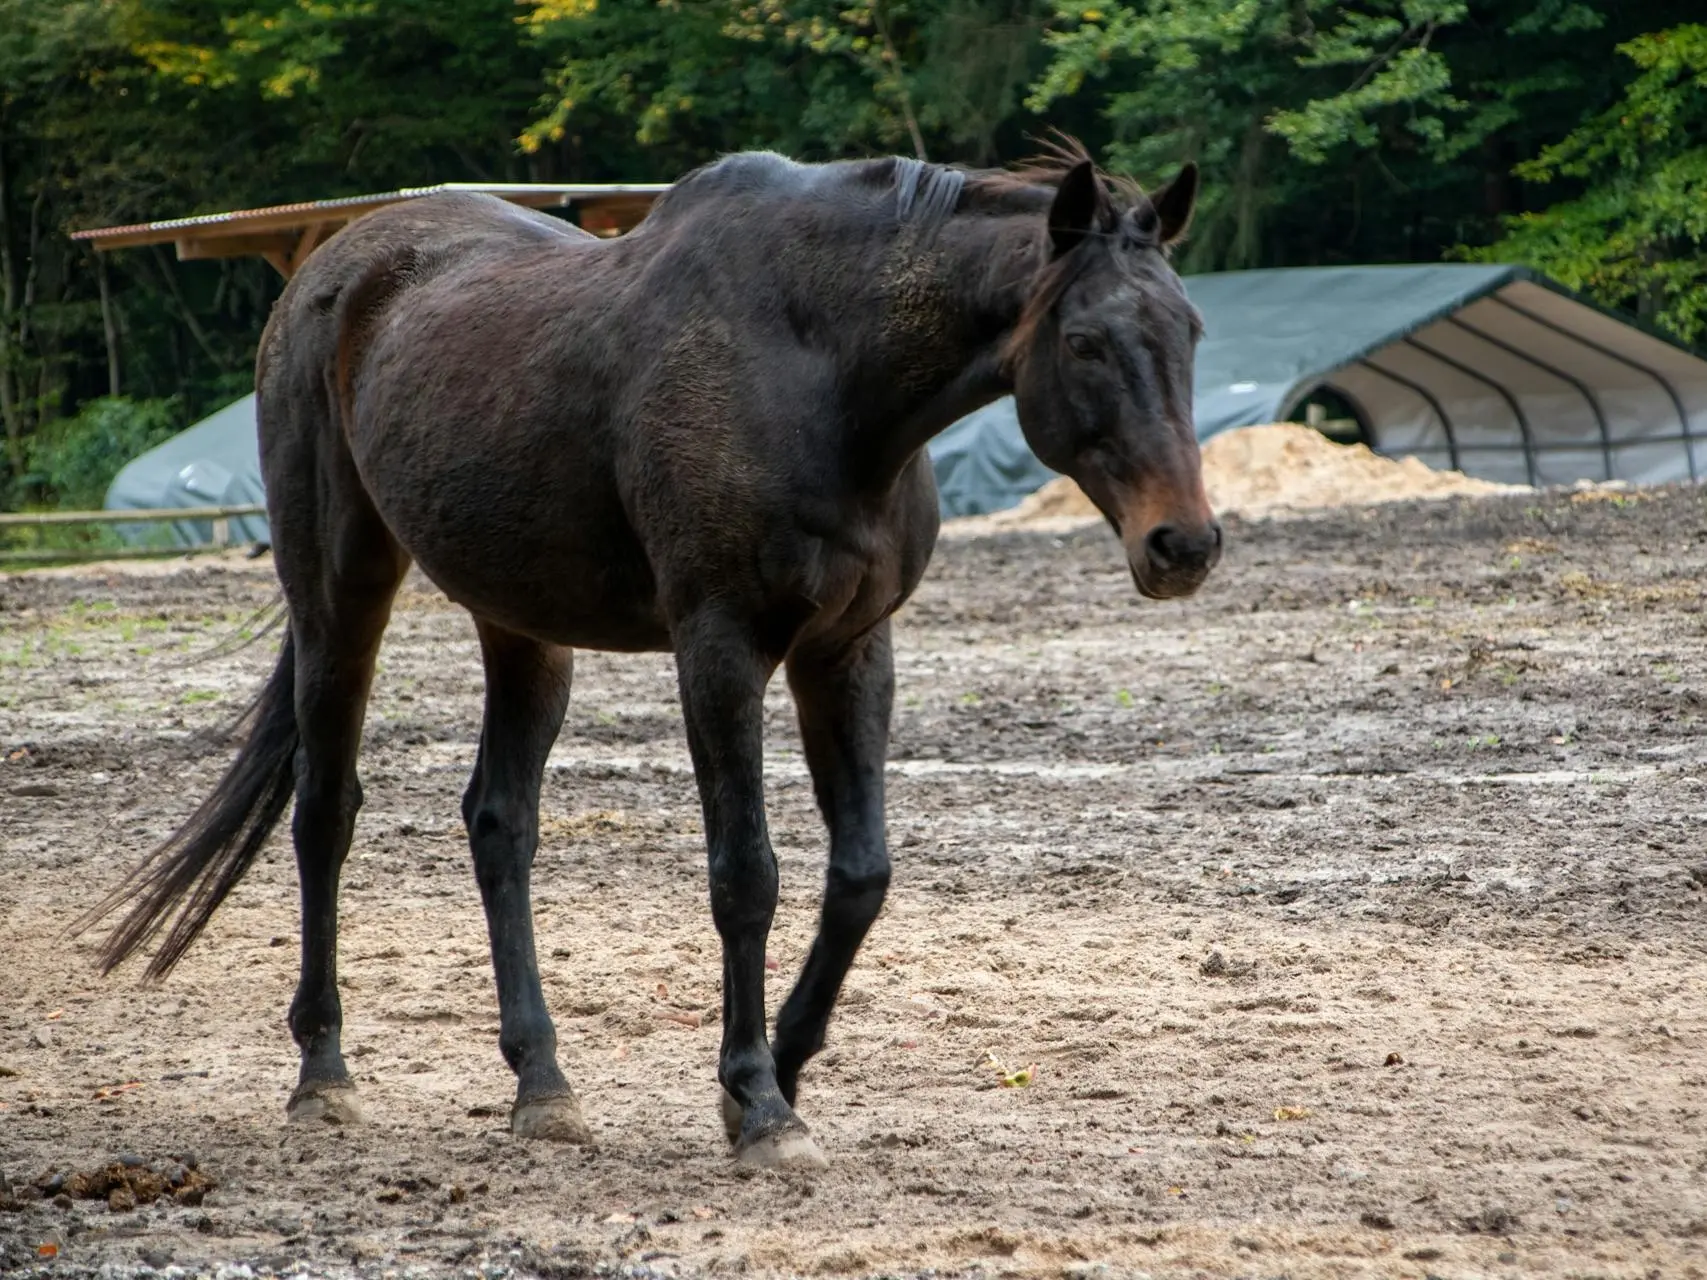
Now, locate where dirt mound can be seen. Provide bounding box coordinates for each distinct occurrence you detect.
[961,422,1524,531]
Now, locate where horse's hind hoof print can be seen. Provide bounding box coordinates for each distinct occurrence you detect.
[511,1094,593,1144]
[286,1083,362,1127]
[737,1126,830,1172]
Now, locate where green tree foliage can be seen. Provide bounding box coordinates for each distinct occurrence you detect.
[1026,1,1701,272]
[1,0,1702,511]
[16,393,182,509]
[1473,25,1707,344]
[519,0,1053,166]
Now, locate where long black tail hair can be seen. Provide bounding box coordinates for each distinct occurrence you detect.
[72,635,300,979]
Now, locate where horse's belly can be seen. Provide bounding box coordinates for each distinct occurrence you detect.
[356,441,669,650]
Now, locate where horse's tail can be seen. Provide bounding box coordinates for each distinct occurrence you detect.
[74,634,300,979]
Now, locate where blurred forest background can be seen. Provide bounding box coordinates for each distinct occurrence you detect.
[1,0,1702,511]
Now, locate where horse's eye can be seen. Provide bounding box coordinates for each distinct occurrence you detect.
[1066,333,1102,361]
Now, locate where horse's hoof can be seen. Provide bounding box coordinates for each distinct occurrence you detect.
[511,1093,593,1144]
[737,1126,829,1172]
[720,1089,743,1145]
[287,1082,362,1126]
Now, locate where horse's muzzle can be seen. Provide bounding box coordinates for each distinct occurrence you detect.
[1129,519,1223,599]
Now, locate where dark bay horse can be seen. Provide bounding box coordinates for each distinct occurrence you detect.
[75,140,1219,1169]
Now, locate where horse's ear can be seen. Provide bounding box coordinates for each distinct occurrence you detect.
[1048,160,1109,256]
[1152,161,1199,245]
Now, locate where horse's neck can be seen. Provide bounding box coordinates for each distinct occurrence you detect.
[842,213,1041,486]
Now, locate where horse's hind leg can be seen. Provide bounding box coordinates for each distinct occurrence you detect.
[773,622,893,1112]
[462,621,589,1143]
[267,406,409,1125]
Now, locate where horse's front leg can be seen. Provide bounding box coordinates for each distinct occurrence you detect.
[463,621,590,1143]
[774,621,893,1111]
[675,610,827,1169]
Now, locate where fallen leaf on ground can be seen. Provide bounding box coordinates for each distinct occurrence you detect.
[691,1206,715,1220]
[655,1009,701,1028]
[37,1244,58,1259]
[1001,1066,1036,1088]
[1274,1106,1311,1121]
[1384,1052,1404,1067]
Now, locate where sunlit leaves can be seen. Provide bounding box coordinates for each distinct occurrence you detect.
[1474,25,1707,342]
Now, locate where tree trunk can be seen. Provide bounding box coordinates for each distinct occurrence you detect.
[871,1,928,162]
[0,111,22,474]
[150,245,228,370]
[98,252,121,397]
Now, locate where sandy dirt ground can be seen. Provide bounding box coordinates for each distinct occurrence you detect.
[2,486,1705,1279]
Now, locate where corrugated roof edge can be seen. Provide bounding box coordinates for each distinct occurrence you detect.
[71,182,671,243]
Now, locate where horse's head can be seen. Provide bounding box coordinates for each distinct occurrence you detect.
[1007,155,1220,601]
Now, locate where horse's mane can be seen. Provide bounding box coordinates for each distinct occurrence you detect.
[966,134,1145,215]
[641,134,1144,239]
[984,136,1168,370]
[640,137,1160,369]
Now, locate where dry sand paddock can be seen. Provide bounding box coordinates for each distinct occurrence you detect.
[2,481,1706,1279]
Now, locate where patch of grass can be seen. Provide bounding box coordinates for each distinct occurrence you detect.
[181,689,221,704]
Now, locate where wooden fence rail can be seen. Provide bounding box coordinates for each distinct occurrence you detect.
[0,504,268,567]
[0,504,266,527]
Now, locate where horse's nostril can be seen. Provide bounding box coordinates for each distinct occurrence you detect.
[1145,523,1218,574]
[1145,524,1183,571]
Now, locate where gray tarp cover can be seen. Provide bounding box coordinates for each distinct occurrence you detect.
[105,392,269,545]
[108,265,1707,537]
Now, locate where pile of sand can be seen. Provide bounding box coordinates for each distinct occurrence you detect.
[954,423,1524,532]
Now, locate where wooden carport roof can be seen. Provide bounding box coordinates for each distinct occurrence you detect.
[71,182,669,278]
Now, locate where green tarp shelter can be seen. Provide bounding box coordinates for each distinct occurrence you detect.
[935,263,1707,515]
[109,264,1707,536]
[104,392,270,545]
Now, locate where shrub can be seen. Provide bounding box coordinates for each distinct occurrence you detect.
[13,396,185,512]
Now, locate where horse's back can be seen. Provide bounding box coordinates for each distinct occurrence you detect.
[257,193,671,647]
[261,192,590,384]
